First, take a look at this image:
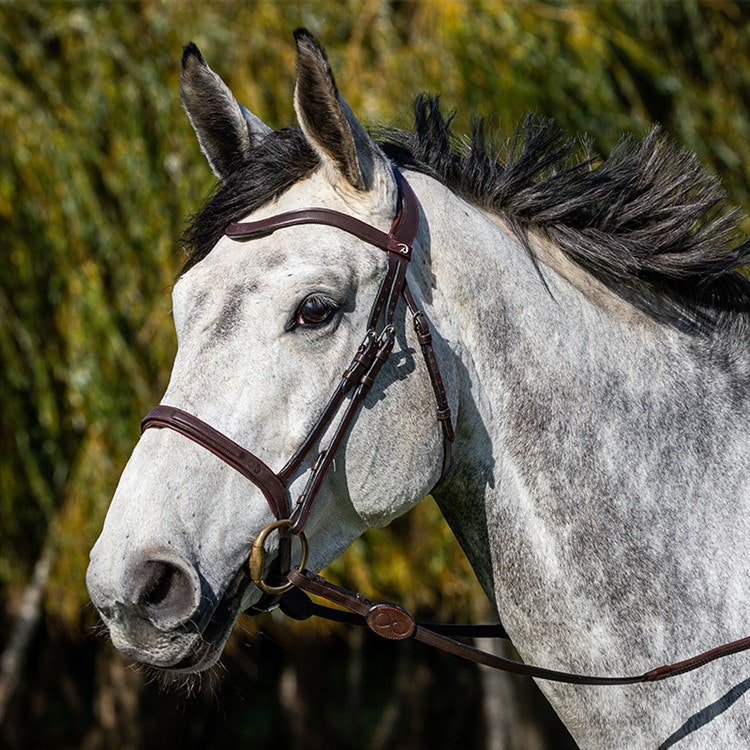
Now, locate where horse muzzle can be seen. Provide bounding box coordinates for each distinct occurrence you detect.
[87,544,250,672]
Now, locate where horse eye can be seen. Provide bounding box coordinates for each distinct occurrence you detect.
[293,294,338,329]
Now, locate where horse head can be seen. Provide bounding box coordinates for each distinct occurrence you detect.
[86,30,451,672]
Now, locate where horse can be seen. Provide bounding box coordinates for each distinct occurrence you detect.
[86,29,750,748]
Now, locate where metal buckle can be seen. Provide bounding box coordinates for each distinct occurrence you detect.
[249,519,309,595]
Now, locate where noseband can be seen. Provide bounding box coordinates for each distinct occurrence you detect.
[141,168,750,686]
[142,168,454,591]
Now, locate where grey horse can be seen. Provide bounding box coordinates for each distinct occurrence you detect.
[87,30,750,748]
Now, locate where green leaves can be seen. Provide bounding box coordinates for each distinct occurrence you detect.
[0,2,183,611]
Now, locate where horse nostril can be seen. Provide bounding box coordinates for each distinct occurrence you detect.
[133,555,202,630]
[142,561,177,607]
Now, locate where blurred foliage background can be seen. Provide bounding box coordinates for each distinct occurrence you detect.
[1,1,749,748]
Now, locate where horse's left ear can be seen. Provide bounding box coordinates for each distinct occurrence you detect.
[293,29,393,197]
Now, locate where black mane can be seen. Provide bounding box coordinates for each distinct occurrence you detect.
[183,94,750,331]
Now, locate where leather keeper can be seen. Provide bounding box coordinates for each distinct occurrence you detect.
[413,312,432,345]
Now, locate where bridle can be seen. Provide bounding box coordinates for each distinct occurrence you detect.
[142,168,453,586]
[142,167,750,686]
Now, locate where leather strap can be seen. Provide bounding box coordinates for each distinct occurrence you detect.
[285,567,750,686]
[278,585,509,639]
[404,285,455,473]
[288,326,398,534]
[228,209,411,258]
[226,169,419,259]
[276,329,379,484]
[141,405,290,520]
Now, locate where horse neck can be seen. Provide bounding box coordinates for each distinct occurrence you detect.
[413,172,750,623]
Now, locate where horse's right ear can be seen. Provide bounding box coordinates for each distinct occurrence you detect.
[180,42,271,180]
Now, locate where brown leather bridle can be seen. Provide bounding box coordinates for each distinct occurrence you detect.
[141,168,750,685]
[142,168,453,582]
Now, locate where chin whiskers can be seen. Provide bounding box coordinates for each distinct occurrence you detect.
[136,658,224,698]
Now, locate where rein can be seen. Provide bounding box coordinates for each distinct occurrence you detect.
[141,168,750,686]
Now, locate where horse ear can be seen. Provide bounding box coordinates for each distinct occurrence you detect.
[180,42,271,180]
[293,29,391,194]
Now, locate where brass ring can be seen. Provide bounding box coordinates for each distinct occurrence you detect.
[249,519,309,595]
